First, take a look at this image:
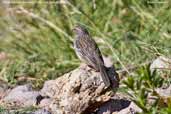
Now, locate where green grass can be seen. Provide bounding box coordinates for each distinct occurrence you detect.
[0,0,171,113]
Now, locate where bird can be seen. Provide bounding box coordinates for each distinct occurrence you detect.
[72,25,111,87]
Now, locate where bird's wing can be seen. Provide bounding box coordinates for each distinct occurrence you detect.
[85,35,104,65]
[75,35,104,70]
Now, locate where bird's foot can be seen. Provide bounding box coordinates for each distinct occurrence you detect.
[79,64,99,72]
[79,64,91,71]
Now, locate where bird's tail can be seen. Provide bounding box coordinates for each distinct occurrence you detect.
[99,64,111,87]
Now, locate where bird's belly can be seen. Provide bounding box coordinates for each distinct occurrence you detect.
[75,49,86,62]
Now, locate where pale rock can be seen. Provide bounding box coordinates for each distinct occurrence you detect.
[150,56,171,73]
[0,84,40,108]
[40,66,119,114]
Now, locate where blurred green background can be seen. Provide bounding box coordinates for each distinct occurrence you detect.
[0,0,171,113]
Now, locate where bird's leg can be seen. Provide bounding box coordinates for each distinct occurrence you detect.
[79,64,96,72]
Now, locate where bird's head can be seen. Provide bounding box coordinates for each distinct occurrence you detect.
[72,25,89,35]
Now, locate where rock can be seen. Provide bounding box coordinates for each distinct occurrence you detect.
[150,56,171,73]
[0,84,40,108]
[40,66,119,114]
[155,85,171,97]
[96,99,131,114]
[30,109,51,114]
[152,85,171,107]
[117,102,142,114]
[96,92,142,114]
[40,80,56,98]
[39,98,52,108]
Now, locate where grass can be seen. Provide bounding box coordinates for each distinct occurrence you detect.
[0,0,171,113]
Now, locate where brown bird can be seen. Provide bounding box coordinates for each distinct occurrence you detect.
[72,25,111,87]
